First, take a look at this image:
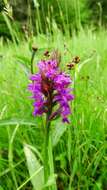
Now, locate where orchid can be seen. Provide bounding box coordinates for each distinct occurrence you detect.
[28,59,74,123]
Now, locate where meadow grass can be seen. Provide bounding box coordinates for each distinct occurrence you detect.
[0,28,107,190]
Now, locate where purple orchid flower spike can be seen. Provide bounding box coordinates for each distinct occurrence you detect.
[28,57,74,123]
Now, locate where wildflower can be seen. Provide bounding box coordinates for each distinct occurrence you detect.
[28,59,74,123]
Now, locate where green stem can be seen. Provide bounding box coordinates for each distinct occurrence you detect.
[31,50,35,74]
[48,134,57,190]
[44,115,50,189]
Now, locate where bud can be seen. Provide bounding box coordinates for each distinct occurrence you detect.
[32,45,38,52]
[44,50,50,57]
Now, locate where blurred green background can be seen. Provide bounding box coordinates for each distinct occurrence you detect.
[1,0,107,39]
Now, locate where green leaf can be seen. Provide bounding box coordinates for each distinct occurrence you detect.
[44,174,57,188]
[52,122,67,146]
[26,144,43,163]
[33,0,40,8]
[0,118,38,127]
[24,144,44,190]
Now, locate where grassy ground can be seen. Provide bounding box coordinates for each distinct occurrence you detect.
[0,28,107,190]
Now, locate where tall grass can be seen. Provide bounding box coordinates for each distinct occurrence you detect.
[0,27,107,189]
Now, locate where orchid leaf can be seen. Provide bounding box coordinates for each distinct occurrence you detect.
[52,122,67,146]
[24,144,44,190]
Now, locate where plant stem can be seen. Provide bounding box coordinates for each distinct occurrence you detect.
[31,50,35,74]
[48,134,57,190]
[44,114,50,189]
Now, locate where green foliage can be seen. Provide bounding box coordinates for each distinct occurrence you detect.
[88,0,107,25]
[0,13,10,38]
[0,0,5,12]
[1,0,107,38]
[0,28,107,189]
[23,144,44,190]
